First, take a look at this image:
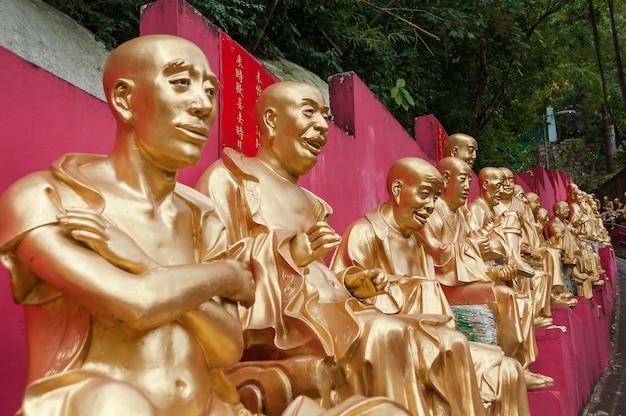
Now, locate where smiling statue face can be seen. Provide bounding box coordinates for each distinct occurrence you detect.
[389,160,442,236]
[267,83,329,178]
[130,37,218,172]
[556,202,570,220]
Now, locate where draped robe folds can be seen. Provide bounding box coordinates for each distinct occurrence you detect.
[331,204,530,416]
[569,200,597,241]
[0,154,255,416]
[496,200,555,319]
[547,217,595,298]
[196,148,486,416]
[466,197,538,369]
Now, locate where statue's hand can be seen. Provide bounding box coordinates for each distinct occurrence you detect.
[487,264,516,281]
[57,208,156,273]
[290,222,341,267]
[344,269,387,300]
[520,242,531,255]
[216,259,255,308]
[475,236,491,255]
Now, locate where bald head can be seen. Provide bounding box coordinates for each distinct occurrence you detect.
[478,167,503,184]
[443,133,478,167]
[436,157,472,208]
[255,81,328,141]
[553,201,569,219]
[437,156,470,176]
[386,157,442,235]
[537,207,549,227]
[478,167,504,206]
[566,183,579,202]
[526,192,541,215]
[103,34,217,124]
[387,157,442,197]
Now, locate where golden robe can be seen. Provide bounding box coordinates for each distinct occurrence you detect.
[496,199,557,319]
[0,154,250,416]
[466,197,538,368]
[331,204,529,416]
[197,148,487,416]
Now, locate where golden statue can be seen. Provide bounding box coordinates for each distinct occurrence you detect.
[0,35,408,416]
[589,197,612,245]
[196,81,500,415]
[494,168,554,328]
[537,207,550,231]
[567,184,598,242]
[465,167,553,383]
[467,168,534,278]
[524,192,576,307]
[330,156,531,415]
[420,157,552,390]
[443,133,478,168]
[0,33,255,416]
[547,202,603,299]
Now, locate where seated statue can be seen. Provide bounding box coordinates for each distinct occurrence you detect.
[419,157,553,390]
[524,192,576,307]
[196,81,491,415]
[567,184,599,242]
[547,201,604,298]
[329,156,535,415]
[601,195,616,228]
[589,197,612,245]
[467,168,535,279]
[465,167,547,379]
[0,35,408,416]
[495,169,554,328]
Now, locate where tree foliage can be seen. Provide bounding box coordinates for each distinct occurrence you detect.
[43,0,626,188]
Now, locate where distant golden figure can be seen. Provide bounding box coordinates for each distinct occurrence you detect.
[495,169,554,328]
[567,184,597,242]
[331,156,531,415]
[547,202,604,299]
[443,133,478,168]
[421,157,552,390]
[466,167,552,386]
[197,81,491,415]
[524,192,576,307]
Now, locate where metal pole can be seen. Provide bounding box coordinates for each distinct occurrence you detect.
[543,115,550,169]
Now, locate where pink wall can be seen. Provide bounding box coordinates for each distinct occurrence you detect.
[0,46,117,414]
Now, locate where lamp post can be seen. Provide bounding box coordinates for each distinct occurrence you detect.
[543,108,577,169]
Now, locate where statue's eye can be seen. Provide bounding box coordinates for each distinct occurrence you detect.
[172,78,190,86]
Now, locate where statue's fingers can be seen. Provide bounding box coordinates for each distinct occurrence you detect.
[70,229,106,245]
[59,216,107,239]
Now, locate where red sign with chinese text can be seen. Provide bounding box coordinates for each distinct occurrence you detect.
[435,118,448,161]
[220,34,278,156]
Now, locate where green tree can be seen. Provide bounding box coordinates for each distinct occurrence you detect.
[43,0,626,188]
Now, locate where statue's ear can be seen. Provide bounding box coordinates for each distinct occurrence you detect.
[111,79,134,123]
[482,180,489,191]
[442,170,451,187]
[263,107,277,140]
[451,146,458,157]
[392,179,403,204]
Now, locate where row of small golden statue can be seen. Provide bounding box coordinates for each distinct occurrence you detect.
[0,35,610,416]
[601,193,626,228]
